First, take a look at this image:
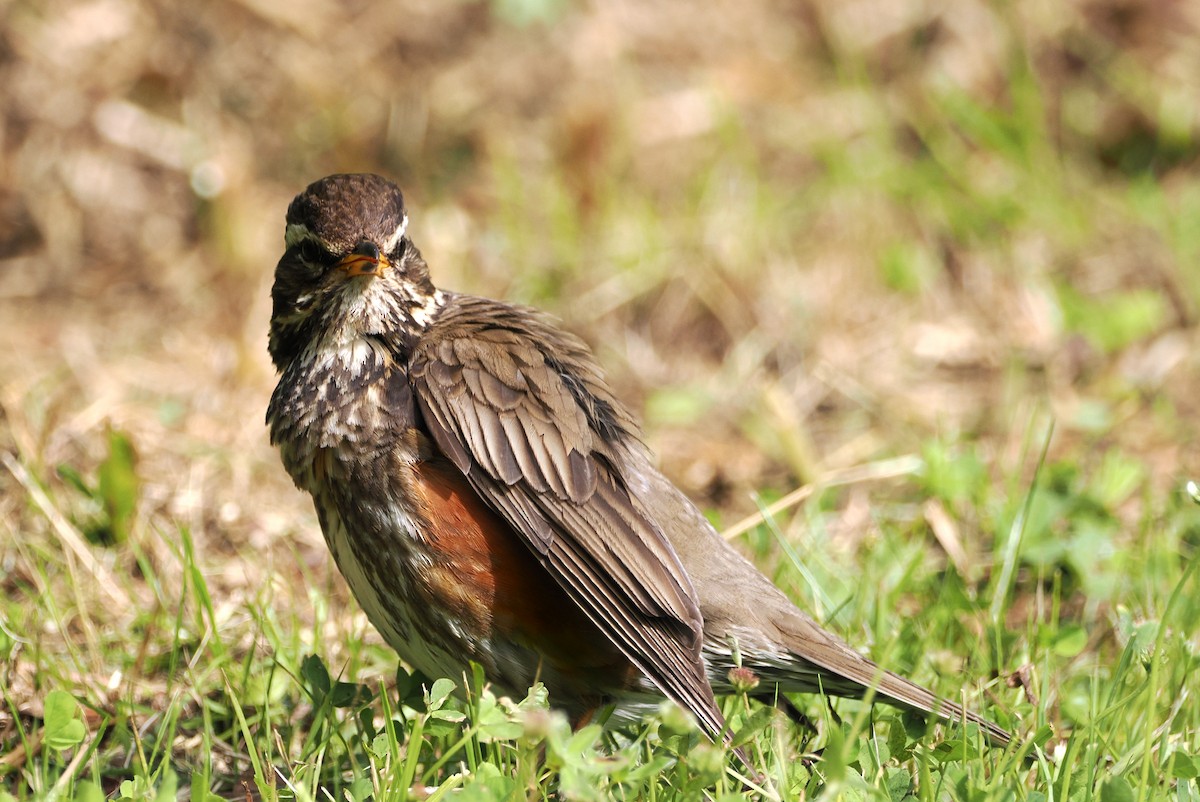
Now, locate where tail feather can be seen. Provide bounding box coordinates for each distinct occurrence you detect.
[739,611,1012,747]
[855,662,1011,746]
[626,452,1012,749]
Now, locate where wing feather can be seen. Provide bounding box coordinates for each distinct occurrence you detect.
[499,411,549,493]
[408,295,726,740]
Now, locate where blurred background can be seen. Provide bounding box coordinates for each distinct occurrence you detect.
[1,0,1198,699]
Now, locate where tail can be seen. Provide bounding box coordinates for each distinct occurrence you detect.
[623,452,1012,748]
[852,662,1011,746]
[763,611,1012,746]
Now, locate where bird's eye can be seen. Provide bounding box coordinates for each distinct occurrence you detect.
[297,240,332,266]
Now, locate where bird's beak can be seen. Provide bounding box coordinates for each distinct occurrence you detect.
[337,245,390,278]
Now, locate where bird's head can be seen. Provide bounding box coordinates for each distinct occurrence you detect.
[268,173,438,371]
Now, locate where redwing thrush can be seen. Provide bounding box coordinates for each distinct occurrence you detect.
[267,173,1011,750]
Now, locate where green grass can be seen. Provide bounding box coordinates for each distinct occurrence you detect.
[3,421,1199,799]
[3,0,1200,799]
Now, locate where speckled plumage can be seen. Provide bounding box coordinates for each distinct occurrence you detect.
[266,173,1012,751]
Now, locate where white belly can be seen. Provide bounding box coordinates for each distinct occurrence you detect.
[315,487,462,682]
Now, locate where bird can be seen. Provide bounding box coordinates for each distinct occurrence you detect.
[266,173,1012,756]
